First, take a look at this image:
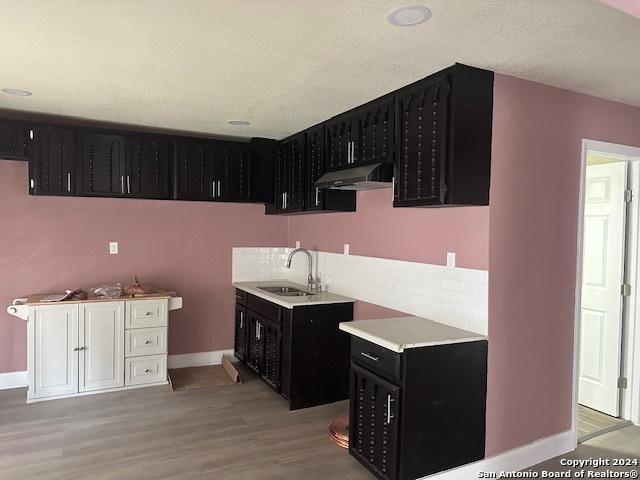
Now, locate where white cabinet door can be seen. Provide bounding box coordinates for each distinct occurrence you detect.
[32,304,79,399]
[79,301,125,392]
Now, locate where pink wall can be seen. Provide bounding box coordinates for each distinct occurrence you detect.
[486,74,640,455]
[288,188,489,270]
[0,161,288,373]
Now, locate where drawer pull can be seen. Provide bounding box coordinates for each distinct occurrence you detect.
[144,368,151,373]
[360,352,380,362]
[387,394,394,424]
[144,340,152,344]
[144,312,153,316]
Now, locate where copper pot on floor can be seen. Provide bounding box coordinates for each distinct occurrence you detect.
[328,415,349,449]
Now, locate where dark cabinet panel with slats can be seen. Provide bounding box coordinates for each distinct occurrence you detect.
[29,126,75,196]
[124,136,172,199]
[77,133,125,197]
[234,304,248,362]
[0,120,29,160]
[175,138,213,201]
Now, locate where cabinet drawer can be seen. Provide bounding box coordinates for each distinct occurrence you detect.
[351,337,402,384]
[125,327,167,357]
[126,299,168,329]
[247,294,281,324]
[125,355,167,386]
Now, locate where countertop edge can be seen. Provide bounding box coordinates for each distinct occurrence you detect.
[233,281,354,309]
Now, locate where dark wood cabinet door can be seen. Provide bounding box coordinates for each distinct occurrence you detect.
[261,318,281,391]
[354,98,395,166]
[234,305,248,362]
[325,115,356,170]
[0,120,28,160]
[175,139,215,201]
[77,133,125,196]
[218,142,250,202]
[274,133,305,212]
[305,125,325,211]
[349,362,400,480]
[394,74,450,206]
[246,312,264,374]
[29,126,74,196]
[273,142,287,210]
[124,136,172,199]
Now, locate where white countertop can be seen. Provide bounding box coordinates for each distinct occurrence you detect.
[233,280,355,309]
[339,316,486,353]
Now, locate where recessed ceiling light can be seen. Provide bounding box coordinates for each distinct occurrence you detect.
[1,88,32,96]
[387,5,432,27]
[228,120,250,126]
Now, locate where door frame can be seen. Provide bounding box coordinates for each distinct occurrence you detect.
[573,139,640,441]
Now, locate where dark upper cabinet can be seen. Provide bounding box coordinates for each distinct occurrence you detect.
[29,126,75,196]
[394,64,493,207]
[325,114,356,170]
[249,138,276,203]
[353,97,395,167]
[0,120,29,160]
[175,138,214,201]
[217,141,250,202]
[124,136,172,199]
[77,133,125,197]
[274,133,305,213]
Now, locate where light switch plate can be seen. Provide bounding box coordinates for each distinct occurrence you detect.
[344,244,350,255]
[109,242,119,255]
[447,251,456,268]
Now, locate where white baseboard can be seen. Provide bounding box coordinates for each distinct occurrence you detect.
[0,370,27,390]
[167,349,234,369]
[420,429,576,479]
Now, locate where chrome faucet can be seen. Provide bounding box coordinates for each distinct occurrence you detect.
[286,248,318,292]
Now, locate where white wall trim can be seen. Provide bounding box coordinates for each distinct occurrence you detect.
[0,370,28,390]
[420,429,575,479]
[167,350,234,369]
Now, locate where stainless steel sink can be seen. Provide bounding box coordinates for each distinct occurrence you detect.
[258,286,314,297]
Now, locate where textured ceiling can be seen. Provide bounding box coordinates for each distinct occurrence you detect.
[0,0,638,140]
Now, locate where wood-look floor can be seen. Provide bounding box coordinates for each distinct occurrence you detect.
[0,375,370,480]
[577,404,625,439]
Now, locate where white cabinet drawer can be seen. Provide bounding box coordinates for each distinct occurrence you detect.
[125,355,167,386]
[126,299,167,329]
[125,327,167,357]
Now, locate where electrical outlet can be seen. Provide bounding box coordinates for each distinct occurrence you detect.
[109,242,119,255]
[447,251,456,268]
[344,244,350,255]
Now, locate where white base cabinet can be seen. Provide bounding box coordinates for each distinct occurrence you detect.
[26,298,172,403]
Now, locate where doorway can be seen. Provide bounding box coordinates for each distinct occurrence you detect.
[575,140,640,442]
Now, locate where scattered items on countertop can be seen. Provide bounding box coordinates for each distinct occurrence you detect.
[41,289,88,302]
[123,276,158,296]
[89,283,123,298]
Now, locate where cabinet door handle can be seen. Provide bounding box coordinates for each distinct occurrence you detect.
[73,347,80,351]
[127,175,130,194]
[257,323,261,340]
[121,175,124,194]
[144,340,152,345]
[315,187,319,206]
[212,180,215,197]
[240,311,244,328]
[387,394,394,424]
[144,368,151,373]
[217,180,221,198]
[360,351,379,362]
[67,173,71,192]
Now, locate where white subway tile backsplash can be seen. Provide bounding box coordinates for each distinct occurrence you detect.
[232,247,489,335]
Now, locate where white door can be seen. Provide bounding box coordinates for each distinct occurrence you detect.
[79,301,125,392]
[33,304,79,398]
[579,162,627,416]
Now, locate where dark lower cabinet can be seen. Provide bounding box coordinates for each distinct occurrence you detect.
[77,133,125,197]
[348,337,488,480]
[234,304,248,362]
[29,126,75,196]
[124,136,172,199]
[234,288,353,409]
[0,120,29,160]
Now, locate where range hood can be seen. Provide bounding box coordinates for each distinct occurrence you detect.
[314,163,393,191]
